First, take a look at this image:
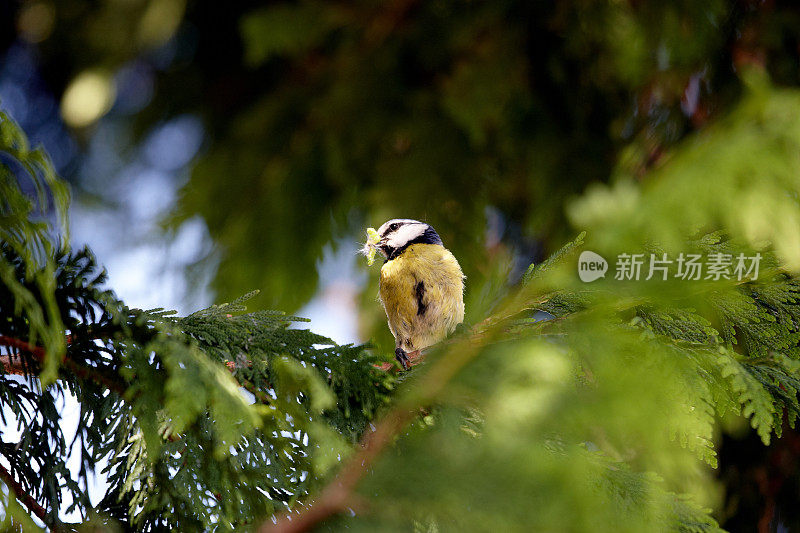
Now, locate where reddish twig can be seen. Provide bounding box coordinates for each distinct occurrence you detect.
[259,407,414,533]
[373,349,424,372]
[2,332,273,409]
[0,335,47,377]
[0,461,58,530]
[61,357,127,397]
[0,335,46,358]
[0,335,128,396]
[0,354,27,376]
[261,328,490,533]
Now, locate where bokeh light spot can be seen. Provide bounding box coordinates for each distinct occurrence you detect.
[16,0,55,43]
[60,70,116,128]
[137,0,186,48]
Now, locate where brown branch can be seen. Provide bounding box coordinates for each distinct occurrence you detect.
[0,335,128,396]
[260,292,527,533]
[0,335,46,359]
[259,407,414,533]
[0,335,47,378]
[2,333,274,416]
[261,328,490,533]
[0,354,27,376]
[0,460,58,531]
[61,358,127,397]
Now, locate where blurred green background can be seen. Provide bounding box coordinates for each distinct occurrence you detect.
[3,1,800,529]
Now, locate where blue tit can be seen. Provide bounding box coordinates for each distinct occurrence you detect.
[363,219,465,369]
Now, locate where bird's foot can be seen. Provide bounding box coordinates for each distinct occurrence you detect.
[395,348,410,370]
[393,349,425,371]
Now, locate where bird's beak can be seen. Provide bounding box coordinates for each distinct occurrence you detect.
[375,239,389,257]
[363,240,389,257]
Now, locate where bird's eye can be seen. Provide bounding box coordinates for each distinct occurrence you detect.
[389,223,400,231]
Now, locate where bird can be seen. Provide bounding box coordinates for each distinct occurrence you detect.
[363,219,465,369]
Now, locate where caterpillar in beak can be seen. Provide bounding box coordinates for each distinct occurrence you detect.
[362,227,381,266]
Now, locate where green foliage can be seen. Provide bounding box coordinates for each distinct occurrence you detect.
[1,242,394,530]
[6,2,800,531]
[12,0,800,326]
[314,83,800,531]
[240,2,345,66]
[167,0,800,316]
[0,111,394,530]
[13,0,800,336]
[569,73,800,270]
[0,110,70,385]
[156,1,780,313]
[522,231,586,286]
[4,89,800,531]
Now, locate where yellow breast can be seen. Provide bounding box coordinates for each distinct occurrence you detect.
[379,243,464,352]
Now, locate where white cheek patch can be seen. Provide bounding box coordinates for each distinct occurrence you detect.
[387,223,426,249]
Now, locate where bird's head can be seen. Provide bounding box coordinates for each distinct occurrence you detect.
[363,219,443,262]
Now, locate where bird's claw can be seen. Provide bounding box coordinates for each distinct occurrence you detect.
[395,348,411,370]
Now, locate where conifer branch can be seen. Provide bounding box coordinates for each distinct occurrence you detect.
[263,328,491,533]
[0,335,128,396]
[61,357,128,397]
[224,361,274,403]
[261,407,414,533]
[238,375,273,405]
[0,461,57,530]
